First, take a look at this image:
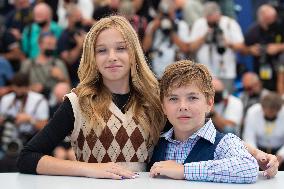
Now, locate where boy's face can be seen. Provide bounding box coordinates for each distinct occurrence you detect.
[162,83,213,141]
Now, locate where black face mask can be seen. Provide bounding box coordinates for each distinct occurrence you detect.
[15,93,27,100]
[37,20,48,28]
[214,91,223,104]
[264,115,277,122]
[267,22,278,32]
[44,49,55,57]
[248,92,260,98]
[74,21,82,29]
[208,22,218,28]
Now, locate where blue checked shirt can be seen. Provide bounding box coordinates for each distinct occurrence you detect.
[161,119,258,183]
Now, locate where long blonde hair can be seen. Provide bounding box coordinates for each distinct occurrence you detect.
[75,15,165,143]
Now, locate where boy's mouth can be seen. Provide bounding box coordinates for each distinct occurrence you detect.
[177,116,191,120]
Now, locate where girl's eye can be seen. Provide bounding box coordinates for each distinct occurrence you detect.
[169,97,178,101]
[96,48,106,53]
[117,46,127,51]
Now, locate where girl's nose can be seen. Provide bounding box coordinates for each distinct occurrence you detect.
[108,49,118,62]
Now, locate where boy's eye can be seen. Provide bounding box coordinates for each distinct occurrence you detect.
[188,96,198,101]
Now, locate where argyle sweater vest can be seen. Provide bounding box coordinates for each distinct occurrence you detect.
[66,92,153,171]
[148,130,225,170]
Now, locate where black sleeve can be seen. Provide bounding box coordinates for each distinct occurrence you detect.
[244,24,258,46]
[17,98,75,174]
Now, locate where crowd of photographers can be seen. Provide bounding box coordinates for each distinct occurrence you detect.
[1,0,284,172]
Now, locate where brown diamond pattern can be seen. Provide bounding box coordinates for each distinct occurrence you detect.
[99,126,114,150]
[77,129,85,150]
[115,126,129,149]
[130,127,144,151]
[116,152,126,162]
[85,129,98,150]
[88,153,98,163]
[130,154,138,162]
[102,153,112,162]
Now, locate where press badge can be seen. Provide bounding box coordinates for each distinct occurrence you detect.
[259,64,273,80]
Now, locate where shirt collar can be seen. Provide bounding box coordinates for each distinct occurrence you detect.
[161,119,216,144]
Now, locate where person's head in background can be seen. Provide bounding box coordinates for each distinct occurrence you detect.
[261,92,283,122]
[159,60,214,141]
[212,78,227,104]
[53,82,71,103]
[65,3,83,29]
[158,0,176,20]
[38,32,57,58]
[10,72,30,100]
[257,4,277,31]
[14,0,30,9]
[242,72,263,97]
[75,15,164,142]
[203,1,221,27]
[33,2,53,29]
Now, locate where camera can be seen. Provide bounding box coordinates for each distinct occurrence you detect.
[259,44,268,65]
[206,23,226,55]
[0,115,23,155]
[158,0,177,35]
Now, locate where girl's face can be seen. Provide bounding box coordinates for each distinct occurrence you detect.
[95,27,131,86]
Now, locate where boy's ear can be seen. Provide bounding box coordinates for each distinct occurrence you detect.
[207,97,214,112]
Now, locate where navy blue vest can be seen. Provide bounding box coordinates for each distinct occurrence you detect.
[148,130,225,170]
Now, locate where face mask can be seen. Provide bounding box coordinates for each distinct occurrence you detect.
[249,92,260,98]
[214,91,223,104]
[44,49,55,57]
[37,20,48,28]
[267,22,278,32]
[15,93,27,100]
[264,115,277,122]
[74,21,82,29]
[208,22,218,28]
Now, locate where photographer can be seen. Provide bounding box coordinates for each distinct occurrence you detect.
[142,0,190,78]
[188,2,244,93]
[0,73,49,156]
[57,4,88,87]
[20,33,70,99]
[245,4,284,92]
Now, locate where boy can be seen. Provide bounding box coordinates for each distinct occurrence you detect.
[149,60,259,183]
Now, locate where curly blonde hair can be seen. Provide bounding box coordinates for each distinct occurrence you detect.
[75,15,165,143]
[160,60,215,102]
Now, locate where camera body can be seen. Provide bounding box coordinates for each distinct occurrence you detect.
[0,115,23,155]
[158,0,177,35]
[206,23,226,55]
[259,44,268,65]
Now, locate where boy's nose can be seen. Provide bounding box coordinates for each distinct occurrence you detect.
[179,100,188,111]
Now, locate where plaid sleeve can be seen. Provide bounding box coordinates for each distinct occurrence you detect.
[183,134,259,183]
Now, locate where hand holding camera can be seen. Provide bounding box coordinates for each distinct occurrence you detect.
[206,22,226,55]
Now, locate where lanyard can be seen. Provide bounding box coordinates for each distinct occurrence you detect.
[264,120,276,154]
[264,120,276,136]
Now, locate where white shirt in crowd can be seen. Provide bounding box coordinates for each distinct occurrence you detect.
[214,95,243,136]
[0,91,49,134]
[243,104,284,159]
[147,20,190,78]
[189,16,244,79]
